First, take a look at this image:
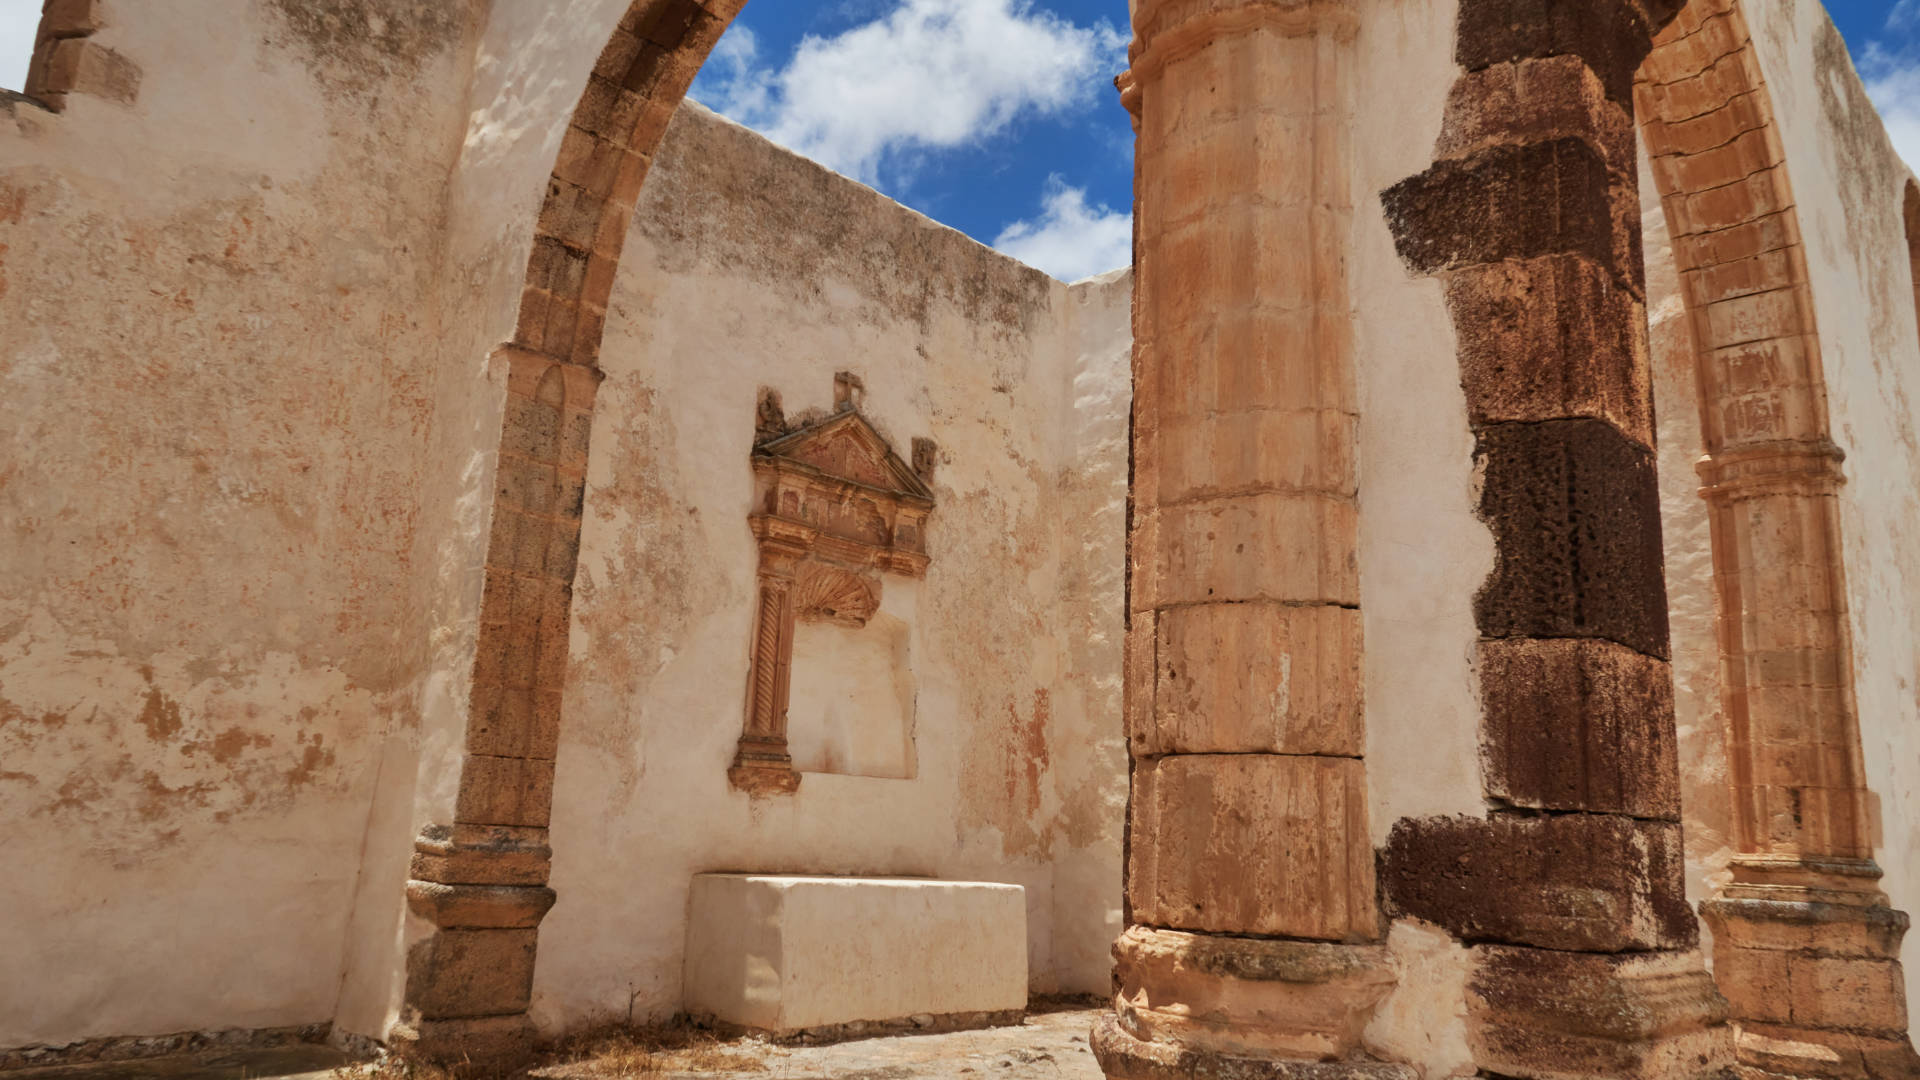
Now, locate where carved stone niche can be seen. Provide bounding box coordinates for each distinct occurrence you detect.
[729,380,934,796]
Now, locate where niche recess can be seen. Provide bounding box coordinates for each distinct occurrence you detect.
[729,373,934,795]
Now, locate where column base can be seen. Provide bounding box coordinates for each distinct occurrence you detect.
[388,1013,537,1074]
[394,825,556,1070]
[730,734,801,795]
[1704,862,1920,1080]
[1467,945,1734,1080]
[1093,1012,1416,1080]
[1092,927,1409,1079]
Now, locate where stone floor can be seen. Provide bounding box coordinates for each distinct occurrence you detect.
[537,1008,1105,1079]
[5,1010,1106,1080]
[2,1044,356,1080]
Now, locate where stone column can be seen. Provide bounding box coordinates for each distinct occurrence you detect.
[728,519,810,796]
[390,347,593,1067]
[1092,4,1408,1077]
[1375,1,1734,1078]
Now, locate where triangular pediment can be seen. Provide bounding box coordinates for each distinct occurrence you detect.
[756,410,934,502]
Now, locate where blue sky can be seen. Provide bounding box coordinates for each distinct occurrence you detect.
[0,1,1912,280]
[690,0,1920,280]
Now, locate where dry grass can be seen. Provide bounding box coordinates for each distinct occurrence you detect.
[540,1017,770,1077]
[332,1054,460,1080]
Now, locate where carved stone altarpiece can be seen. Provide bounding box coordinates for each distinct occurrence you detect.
[729,377,934,796]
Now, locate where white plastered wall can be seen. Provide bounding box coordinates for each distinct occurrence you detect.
[529,102,1131,1029]
[1349,0,1485,1075]
[0,0,486,1052]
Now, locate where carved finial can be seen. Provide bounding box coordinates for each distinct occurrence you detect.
[756,387,786,442]
[833,371,865,413]
[912,437,937,483]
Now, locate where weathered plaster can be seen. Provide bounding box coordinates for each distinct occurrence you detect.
[529,102,1129,1030]
[0,0,481,1050]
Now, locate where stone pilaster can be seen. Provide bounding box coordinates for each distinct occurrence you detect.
[729,522,807,795]
[393,346,598,1069]
[1376,1,1733,1077]
[1094,3,1406,1077]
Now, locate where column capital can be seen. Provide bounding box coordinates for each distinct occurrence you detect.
[1124,0,1356,92]
[1697,437,1846,501]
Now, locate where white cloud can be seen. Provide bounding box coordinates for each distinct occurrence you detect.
[993,175,1131,282]
[1890,0,1920,33]
[691,0,1126,185]
[0,1,40,93]
[1861,41,1920,177]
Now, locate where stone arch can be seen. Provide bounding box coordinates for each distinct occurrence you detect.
[1906,180,1920,343]
[1637,1,1920,1074]
[395,1,749,1066]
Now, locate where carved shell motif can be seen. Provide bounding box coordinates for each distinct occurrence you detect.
[792,564,880,627]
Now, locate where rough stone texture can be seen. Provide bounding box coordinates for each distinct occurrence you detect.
[1445,255,1653,448]
[680,875,1028,1035]
[1473,418,1673,660]
[1141,603,1363,758]
[1381,139,1642,295]
[1106,927,1399,1062]
[402,927,540,1020]
[1454,0,1658,105]
[1478,637,1682,820]
[1380,813,1696,952]
[1466,946,1732,1080]
[1129,755,1375,942]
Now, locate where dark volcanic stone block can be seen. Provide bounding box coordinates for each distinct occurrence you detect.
[1473,418,1671,660]
[1446,255,1652,448]
[1480,638,1682,820]
[1382,139,1641,294]
[1454,0,1656,105]
[1380,812,1696,952]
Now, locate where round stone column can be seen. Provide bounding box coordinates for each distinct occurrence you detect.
[1094,3,1409,1077]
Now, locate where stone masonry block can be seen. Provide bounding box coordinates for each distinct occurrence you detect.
[1454,0,1657,104]
[683,875,1026,1033]
[404,927,540,1020]
[1440,56,1635,174]
[1467,945,1732,1080]
[455,754,556,828]
[1446,255,1653,447]
[1380,812,1696,952]
[1480,638,1682,819]
[1384,139,1641,295]
[1151,493,1357,608]
[1473,418,1672,660]
[1143,602,1362,757]
[34,38,140,106]
[1789,955,1911,1034]
[1130,754,1376,941]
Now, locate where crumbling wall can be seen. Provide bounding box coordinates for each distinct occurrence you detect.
[0,0,482,1055]
[532,102,1130,1027]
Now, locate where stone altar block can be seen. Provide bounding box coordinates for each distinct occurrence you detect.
[683,874,1027,1035]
